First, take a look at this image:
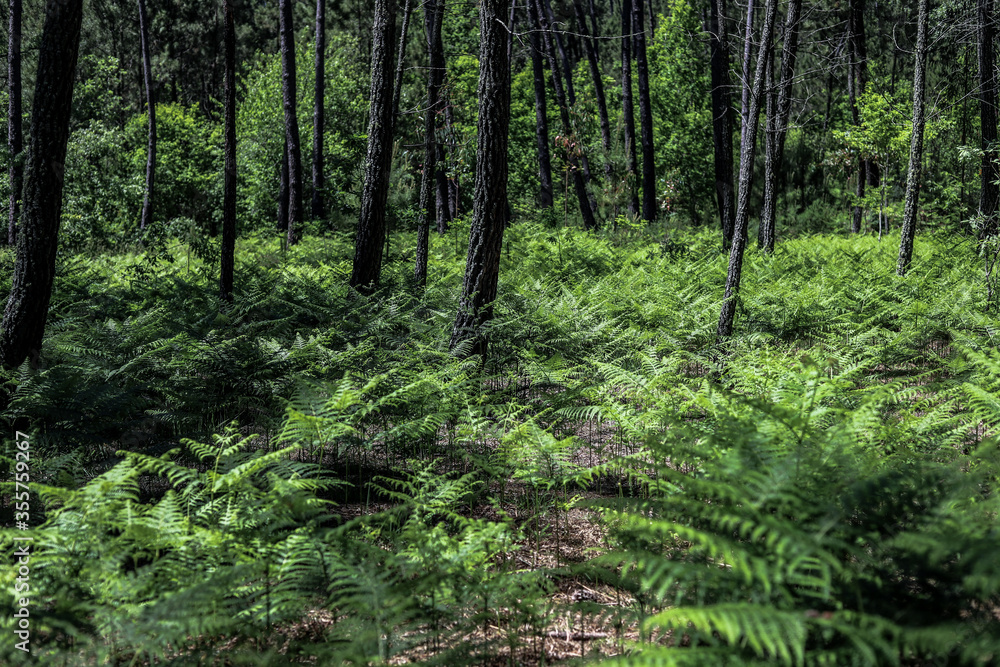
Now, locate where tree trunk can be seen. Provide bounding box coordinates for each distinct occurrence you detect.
[450,0,510,356]
[312,0,326,221]
[574,0,612,179]
[717,0,778,338]
[530,0,554,208]
[7,0,22,246]
[542,0,576,106]
[758,0,800,252]
[621,0,639,217]
[220,0,237,302]
[414,0,444,286]
[980,0,999,234]
[709,0,735,249]
[740,0,755,132]
[350,0,396,293]
[138,0,156,231]
[0,0,83,370]
[392,0,412,124]
[533,0,598,229]
[434,4,451,235]
[278,138,289,233]
[279,0,304,246]
[849,0,868,233]
[632,0,656,221]
[896,0,929,277]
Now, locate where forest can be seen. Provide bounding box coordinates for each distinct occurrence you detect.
[2,0,1000,664]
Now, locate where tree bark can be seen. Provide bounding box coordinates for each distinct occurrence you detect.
[758,0,800,252]
[312,0,326,221]
[530,1,554,208]
[709,0,735,249]
[350,0,396,293]
[279,0,305,246]
[7,0,22,246]
[137,0,156,231]
[717,0,778,339]
[392,0,413,124]
[632,0,656,221]
[0,0,84,370]
[278,138,289,233]
[621,0,639,217]
[848,0,868,233]
[414,0,444,286]
[980,0,999,234]
[533,0,598,229]
[896,0,929,277]
[220,0,237,302]
[434,3,451,234]
[574,0,612,179]
[740,0,755,132]
[450,0,510,356]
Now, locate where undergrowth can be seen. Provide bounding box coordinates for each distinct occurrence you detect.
[1,223,999,664]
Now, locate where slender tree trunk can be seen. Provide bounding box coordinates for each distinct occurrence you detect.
[434,3,451,234]
[312,0,326,221]
[758,0,800,252]
[709,0,735,249]
[450,0,510,356]
[221,0,237,302]
[445,101,460,219]
[414,0,444,285]
[7,0,22,246]
[534,0,598,229]
[0,0,83,370]
[896,0,929,277]
[392,0,412,124]
[542,0,576,106]
[137,0,156,231]
[717,0,778,338]
[740,0,755,131]
[574,0,612,178]
[350,0,396,292]
[621,0,639,217]
[849,0,868,233]
[980,0,999,234]
[278,138,289,232]
[633,0,656,221]
[279,0,304,245]
[530,0,554,207]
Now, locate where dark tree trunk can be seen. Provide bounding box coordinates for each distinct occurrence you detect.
[7,0,22,246]
[574,0,612,178]
[434,6,451,235]
[350,0,396,293]
[138,0,155,232]
[0,0,83,370]
[740,0,755,131]
[849,0,868,233]
[980,0,999,233]
[534,0,598,229]
[393,0,413,124]
[450,0,510,356]
[758,0,800,252]
[621,0,639,216]
[542,0,576,106]
[220,0,237,302]
[414,0,444,286]
[278,138,289,232]
[709,0,735,249]
[529,1,554,208]
[279,0,304,245]
[632,0,656,221]
[445,101,460,219]
[312,0,326,221]
[896,0,929,277]
[717,0,778,339]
